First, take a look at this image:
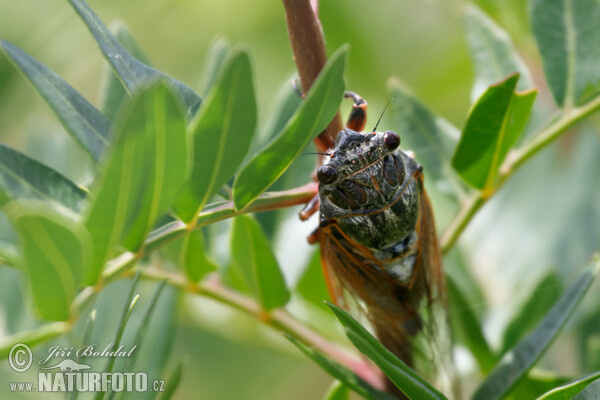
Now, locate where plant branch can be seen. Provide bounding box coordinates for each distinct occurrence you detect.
[441,95,600,253]
[139,266,384,389]
[282,0,343,152]
[101,183,317,283]
[0,321,72,359]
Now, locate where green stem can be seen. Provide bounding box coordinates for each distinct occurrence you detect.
[441,95,600,253]
[101,182,317,283]
[0,321,72,359]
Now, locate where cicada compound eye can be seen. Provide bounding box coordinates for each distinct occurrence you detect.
[383,131,400,151]
[317,164,338,184]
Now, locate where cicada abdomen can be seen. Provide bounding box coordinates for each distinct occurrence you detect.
[301,92,455,397]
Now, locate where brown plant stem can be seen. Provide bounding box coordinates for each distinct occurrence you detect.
[282,0,343,152]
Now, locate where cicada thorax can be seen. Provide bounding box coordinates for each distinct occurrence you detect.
[307,92,452,397]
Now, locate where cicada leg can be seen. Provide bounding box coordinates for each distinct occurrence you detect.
[344,91,368,132]
[299,194,320,221]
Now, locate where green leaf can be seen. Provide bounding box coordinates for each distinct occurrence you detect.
[539,372,600,399]
[530,0,600,107]
[230,214,289,311]
[324,381,349,400]
[121,280,168,373]
[464,5,533,101]
[256,73,303,149]
[200,37,231,96]
[159,361,184,400]
[327,303,447,400]
[500,271,563,356]
[84,83,188,284]
[573,377,600,400]
[0,144,86,212]
[296,249,332,310]
[119,85,188,251]
[0,41,110,162]
[388,78,461,199]
[451,73,537,190]
[100,21,152,121]
[173,49,256,221]
[75,309,96,366]
[68,0,202,121]
[447,274,496,373]
[511,370,570,399]
[0,210,19,267]
[181,230,218,283]
[95,272,141,400]
[232,45,347,211]
[472,259,600,400]
[6,200,91,321]
[285,334,395,400]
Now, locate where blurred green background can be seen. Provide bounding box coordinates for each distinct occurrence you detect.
[1,0,599,399]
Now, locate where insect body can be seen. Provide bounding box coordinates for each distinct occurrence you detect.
[301,92,452,396]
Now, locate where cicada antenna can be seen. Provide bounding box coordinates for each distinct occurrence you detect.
[372,98,393,132]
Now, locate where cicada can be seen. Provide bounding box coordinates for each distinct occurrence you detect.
[301,92,454,396]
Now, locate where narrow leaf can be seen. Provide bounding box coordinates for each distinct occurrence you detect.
[501,271,563,356]
[173,49,256,221]
[388,79,461,199]
[573,378,600,400]
[68,0,202,120]
[181,230,218,283]
[324,381,349,400]
[84,83,188,284]
[447,274,496,373]
[5,200,91,321]
[159,361,184,400]
[530,0,600,107]
[452,74,536,190]
[122,280,168,373]
[118,84,188,251]
[473,259,600,400]
[232,45,347,211]
[200,37,231,96]
[0,208,18,267]
[100,21,152,121]
[96,271,141,400]
[537,372,600,399]
[230,215,289,311]
[0,144,86,212]
[327,303,447,400]
[75,309,96,365]
[0,41,110,162]
[285,334,395,400]
[464,5,533,101]
[511,370,570,399]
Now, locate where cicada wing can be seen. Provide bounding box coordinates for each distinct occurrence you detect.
[413,187,456,396]
[318,187,456,398]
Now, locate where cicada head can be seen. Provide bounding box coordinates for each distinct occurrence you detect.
[317,129,421,250]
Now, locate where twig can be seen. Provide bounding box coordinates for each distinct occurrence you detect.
[441,95,600,253]
[139,267,384,389]
[101,183,318,283]
[282,0,343,152]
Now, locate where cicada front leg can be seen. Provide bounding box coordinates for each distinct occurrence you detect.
[344,91,368,132]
